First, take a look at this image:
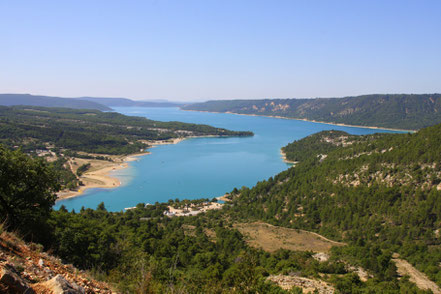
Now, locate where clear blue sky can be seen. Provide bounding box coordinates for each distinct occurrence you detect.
[1,0,440,101]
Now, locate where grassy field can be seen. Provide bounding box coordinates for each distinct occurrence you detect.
[234,222,345,253]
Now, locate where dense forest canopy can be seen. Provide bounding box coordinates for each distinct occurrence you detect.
[281,130,359,163]
[182,94,441,130]
[0,145,59,241]
[0,105,253,155]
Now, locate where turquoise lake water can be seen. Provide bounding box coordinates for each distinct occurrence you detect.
[55,107,399,212]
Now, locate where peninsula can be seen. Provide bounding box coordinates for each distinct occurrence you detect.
[0,105,253,199]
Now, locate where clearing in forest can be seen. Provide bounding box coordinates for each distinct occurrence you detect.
[234,222,344,253]
[392,254,441,294]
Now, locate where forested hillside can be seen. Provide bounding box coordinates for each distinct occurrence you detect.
[1,138,433,293]
[0,106,253,155]
[281,130,359,163]
[2,114,441,293]
[228,124,441,289]
[182,94,441,130]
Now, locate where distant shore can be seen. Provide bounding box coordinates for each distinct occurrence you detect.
[56,137,188,201]
[182,109,415,133]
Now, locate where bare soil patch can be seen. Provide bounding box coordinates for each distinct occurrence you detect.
[393,254,441,294]
[234,222,344,253]
[268,274,334,293]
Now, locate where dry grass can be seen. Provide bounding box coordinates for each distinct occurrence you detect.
[234,222,344,253]
[204,228,216,242]
[181,225,217,242]
[393,254,441,294]
[268,275,335,294]
[181,224,197,237]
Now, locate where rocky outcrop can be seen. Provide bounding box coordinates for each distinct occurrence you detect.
[268,274,335,294]
[0,229,114,293]
[35,275,84,294]
[0,266,35,293]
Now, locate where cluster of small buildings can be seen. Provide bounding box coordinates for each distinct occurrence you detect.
[164,201,223,217]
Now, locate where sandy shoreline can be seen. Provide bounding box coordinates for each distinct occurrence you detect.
[280,150,298,165]
[56,153,149,201]
[216,194,232,202]
[182,109,415,133]
[56,138,189,201]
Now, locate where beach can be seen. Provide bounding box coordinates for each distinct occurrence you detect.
[56,153,148,201]
[56,136,229,201]
[280,150,298,165]
[56,138,187,201]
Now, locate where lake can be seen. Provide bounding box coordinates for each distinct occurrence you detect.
[55,107,399,211]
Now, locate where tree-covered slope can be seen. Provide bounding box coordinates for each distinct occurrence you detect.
[0,106,253,154]
[2,133,437,292]
[281,130,359,162]
[228,124,441,286]
[0,93,111,111]
[182,94,441,130]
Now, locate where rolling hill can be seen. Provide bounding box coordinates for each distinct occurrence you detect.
[182,94,441,130]
[0,105,253,154]
[228,123,441,289]
[0,94,111,111]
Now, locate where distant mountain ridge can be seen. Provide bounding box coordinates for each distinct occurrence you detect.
[0,94,183,111]
[0,94,112,111]
[79,96,183,107]
[182,94,441,130]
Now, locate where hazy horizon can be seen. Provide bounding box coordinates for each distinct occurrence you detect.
[1,0,441,101]
[5,92,441,104]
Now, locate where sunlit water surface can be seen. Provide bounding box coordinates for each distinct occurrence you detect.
[55,107,399,211]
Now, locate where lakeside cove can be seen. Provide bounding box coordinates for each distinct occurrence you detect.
[56,137,219,201]
[55,107,403,212]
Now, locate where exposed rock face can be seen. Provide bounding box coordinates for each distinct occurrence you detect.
[0,229,114,293]
[37,274,85,294]
[0,267,35,293]
[312,252,330,262]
